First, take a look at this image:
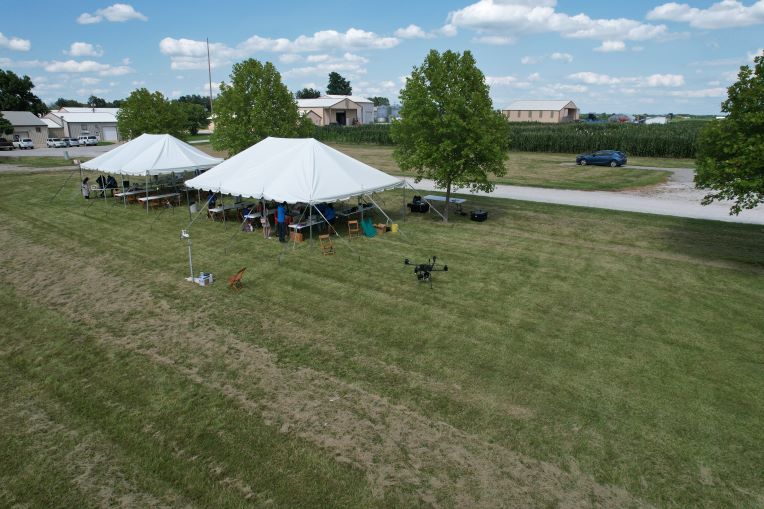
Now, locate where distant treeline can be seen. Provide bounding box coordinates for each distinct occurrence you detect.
[313,121,707,158]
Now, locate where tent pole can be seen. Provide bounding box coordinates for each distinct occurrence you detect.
[402,184,406,222]
[309,202,313,242]
[221,186,226,230]
[121,174,126,208]
[186,187,192,222]
[145,173,149,214]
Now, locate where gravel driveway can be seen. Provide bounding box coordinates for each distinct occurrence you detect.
[409,166,764,225]
[0,144,117,158]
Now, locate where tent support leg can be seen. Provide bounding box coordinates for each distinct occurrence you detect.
[145,173,149,214]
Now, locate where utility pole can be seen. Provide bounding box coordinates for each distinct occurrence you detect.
[206,38,214,119]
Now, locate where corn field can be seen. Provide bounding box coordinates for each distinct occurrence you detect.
[313,120,706,158]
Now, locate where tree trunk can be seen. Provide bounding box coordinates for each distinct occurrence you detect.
[443,180,451,223]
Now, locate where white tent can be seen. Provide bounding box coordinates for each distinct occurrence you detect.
[81,133,223,175]
[184,137,402,203]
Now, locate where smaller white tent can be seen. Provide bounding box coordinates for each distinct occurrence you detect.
[184,137,402,203]
[81,133,223,175]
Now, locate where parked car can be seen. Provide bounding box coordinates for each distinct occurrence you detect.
[78,135,98,146]
[0,138,15,151]
[65,137,80,147]
[576,150,628,167]
[13,138,34,149]
[46,138,67,148]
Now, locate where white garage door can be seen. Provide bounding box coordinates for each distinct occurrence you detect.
[102,126,118,141]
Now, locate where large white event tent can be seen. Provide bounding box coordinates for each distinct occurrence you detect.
[81,133,223,210]
[185,137,402,203]
[184,137,403,236]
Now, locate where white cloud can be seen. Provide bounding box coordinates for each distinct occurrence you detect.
[170,90,181,98]
[283,53,369,78]
[569,72,621,85]
[569,71,684,87]
[121,57,131,65]
[279,54,302,64]
[81,77,101,85]
[394,24,431,39]
[594,40,626,52]
[528,72,541,81]
[160,28,398,70]
[0,32,31,52]
[65,42,104,57]
[486,75,532,88]
[669,87,728,97]
[520,56,538,64]
[448,0,669,42]
[474,35,516,44]
[132,80,146,86]
[437,24,459,37]
[647,1,764,29]
[202,82,222,96]
[550,52,573,62]
[77,3,148,24]
[644,73,685,87]
[44,59,134,76]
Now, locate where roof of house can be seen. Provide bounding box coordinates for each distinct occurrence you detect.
[297,97,356,108]
[56,107,120,115]
[49,111,118,123]
[323,94,373,104]
[42,118,62,128]
[504,100,577,111]
[1,111,47,126]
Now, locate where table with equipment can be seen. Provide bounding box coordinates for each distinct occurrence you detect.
[422,194,466,213]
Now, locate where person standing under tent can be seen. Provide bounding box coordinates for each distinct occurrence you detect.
[277,202,287,242]
[95,174,107,197]
[325,203,336,226]
[81,177,90,199]
[206,190,217,209]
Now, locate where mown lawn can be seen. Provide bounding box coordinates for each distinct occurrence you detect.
[324,143,689,191]
[0,170,761,508]
[0,156,79,168]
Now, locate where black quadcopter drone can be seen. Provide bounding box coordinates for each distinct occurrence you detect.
[404,256,448,287]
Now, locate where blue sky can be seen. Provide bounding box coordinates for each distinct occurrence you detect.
[1,0,762,114]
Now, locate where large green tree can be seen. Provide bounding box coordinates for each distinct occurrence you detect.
[326,72,352,95]
[177,94,211,112]
[391,49,509,222]
[212,59,311,155]
[295,87,321,99]
[368,96,390,107]
[695,52,764,214]
[51,97,84,109]
[175,101,209,135]
[116,88,186,139]
[0,69,48,115]
[0,113,13,135]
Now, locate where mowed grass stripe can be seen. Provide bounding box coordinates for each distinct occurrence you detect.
[0,172,762,506]
[0,286,382,508]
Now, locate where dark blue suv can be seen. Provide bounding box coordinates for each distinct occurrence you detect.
[576,150,628,167]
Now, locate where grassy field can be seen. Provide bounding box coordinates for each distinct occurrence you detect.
[0,156,79,168]
[0,170,762,507]
[194,142,688,192]
[325,143,687,191]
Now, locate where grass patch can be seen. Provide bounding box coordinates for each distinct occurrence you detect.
[0,156,78,168]
[0,170,761,507]
[324,144,680,191]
